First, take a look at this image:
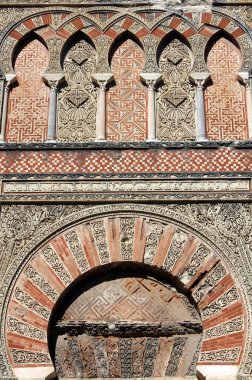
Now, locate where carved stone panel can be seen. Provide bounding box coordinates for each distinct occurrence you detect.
[58,39,98,141]
[157,38,196,141]
[55,277,202,378]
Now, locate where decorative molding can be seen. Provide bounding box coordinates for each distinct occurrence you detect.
[0,141,252,150]
[2,179,249,194]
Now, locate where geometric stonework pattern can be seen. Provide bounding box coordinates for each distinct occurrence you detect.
[63,277,198,323]
[5,215,245,371]
[157,38,196,141]
[55,277,202,378]
[6,39,50,143]
[58,38,98,141]
[205,38,248,141]
[0,148,251,174]
[106,39,147,141]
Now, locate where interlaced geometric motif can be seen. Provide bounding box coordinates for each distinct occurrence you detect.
[56,277,201,378]
[106,39,147,141]
[58,39,98,141]
[205,38,247,141]
[0,148,251,174]
[157,38,196,141]
[64,278,193,323]
[6,39,49,142]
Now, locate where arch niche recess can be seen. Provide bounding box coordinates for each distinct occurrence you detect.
[3,205,246,380]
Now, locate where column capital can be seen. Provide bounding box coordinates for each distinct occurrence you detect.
[97,80,108,91]
[43,72,64,90]
[3,73,17,91]
[238,72,251,89]
[189,71,210,89]
[195,79,206,91]
[238,70,250,84]
[140,72,162,89]
[92,73,113,89]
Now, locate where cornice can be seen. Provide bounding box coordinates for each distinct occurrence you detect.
[0,141,251,150]
[0,0,251,8]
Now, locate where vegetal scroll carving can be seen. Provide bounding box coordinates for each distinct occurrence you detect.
[157,38,196,141]
[58,39,98,141]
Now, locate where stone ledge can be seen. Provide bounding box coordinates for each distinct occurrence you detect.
[0,140,251,150]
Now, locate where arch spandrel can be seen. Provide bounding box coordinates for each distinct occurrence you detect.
[2,209,246,380]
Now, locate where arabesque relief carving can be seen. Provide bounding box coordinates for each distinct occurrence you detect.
[0,204,86,284]
[157,38,196,141]
[58,39,98,141]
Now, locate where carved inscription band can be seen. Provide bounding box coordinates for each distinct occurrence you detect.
[2,179,250,194]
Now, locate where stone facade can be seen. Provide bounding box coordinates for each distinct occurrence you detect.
[0,1,252,380]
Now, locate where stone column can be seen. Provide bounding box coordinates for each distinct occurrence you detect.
[92,73,113,141]
[238,71,252,139]
[146,80,157,141]
[190,72,210,142]
[0,81,10,142]
[96,80,107,141]
[141,73,161,142]
[0,74,16,142]
[43,73,64,143]
[245,77,252,139]
[46,81,59,142]
[195,79,208,141]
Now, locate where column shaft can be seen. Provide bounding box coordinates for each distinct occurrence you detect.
[46,83,58,142]
[246,80,252,139]
[147,84,156,141]
[96,83,106,141]
[196,82,208,141]
[0,83,10,142]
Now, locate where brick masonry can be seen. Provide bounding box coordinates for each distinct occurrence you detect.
[205,38,247,141]
[6,216,245,369]
[3,11,249,144]
[0,4,252,379]
[106,39,148,141]
[6,39,50,143]
[0,148,250,174]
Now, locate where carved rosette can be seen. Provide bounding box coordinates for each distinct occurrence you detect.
[157,39,196,141]
[57,40,98,141]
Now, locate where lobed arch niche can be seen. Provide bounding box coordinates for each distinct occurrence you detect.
[156,32,196,141]
[3,206,247,380]
[106,32,148,142]
[57,31,98,142]
[6,32,50,143]
[204,32,248,141]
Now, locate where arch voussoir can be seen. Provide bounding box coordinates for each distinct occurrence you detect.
[2,208,246,380]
